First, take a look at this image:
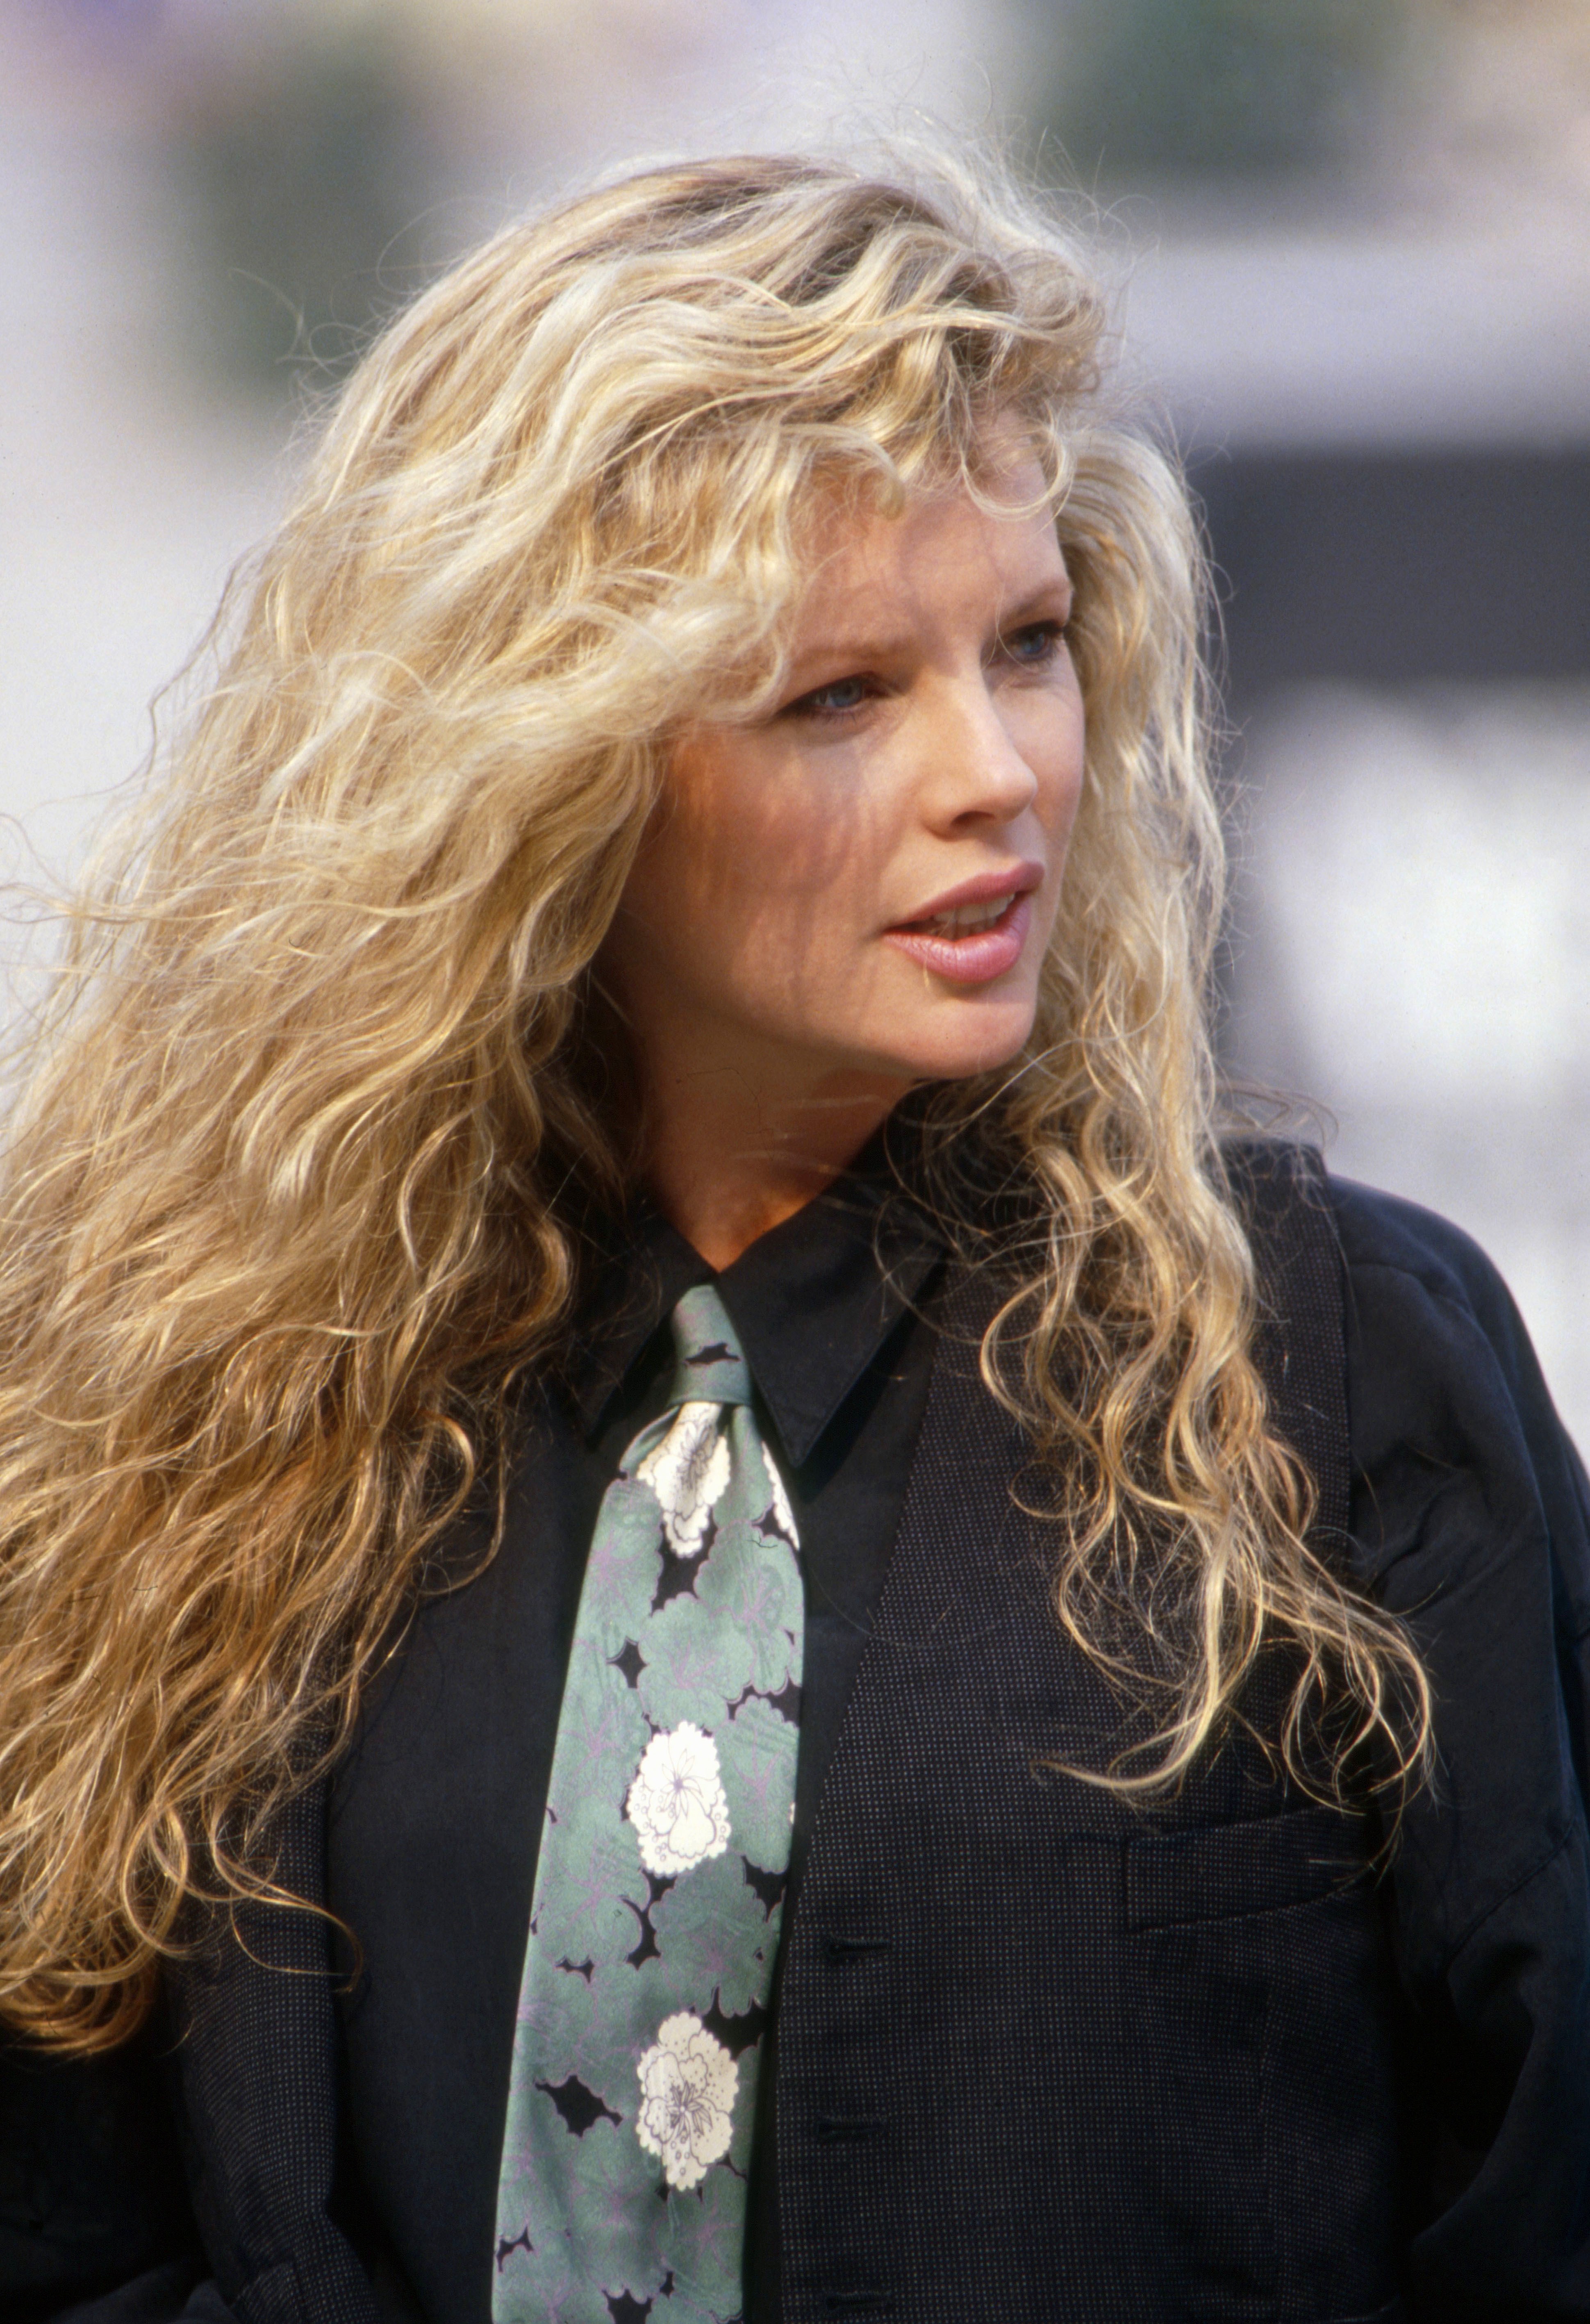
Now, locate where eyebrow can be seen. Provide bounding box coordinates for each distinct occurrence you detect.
[993,576,1075,631]
[788,576,1076,677]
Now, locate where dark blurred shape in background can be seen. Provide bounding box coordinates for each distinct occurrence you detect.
[169,20,441,382]
[56,1,518,392]
[1039,0,1406,184]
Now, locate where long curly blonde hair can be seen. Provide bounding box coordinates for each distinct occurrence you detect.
[0,145,1427,2055]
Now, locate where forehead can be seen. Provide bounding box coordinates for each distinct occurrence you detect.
[789,449,1068,647]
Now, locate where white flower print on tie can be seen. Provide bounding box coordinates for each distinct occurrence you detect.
[761,1441,796,1542]
[635,2012,738,2190]
[637,1402,731,1555]
[625,1722,731,1876]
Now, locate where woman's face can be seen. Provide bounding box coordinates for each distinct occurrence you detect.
[601,446,1087,1129]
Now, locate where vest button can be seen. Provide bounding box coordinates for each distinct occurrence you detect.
[821,1932,891,1963]
[814,2116,888,2143]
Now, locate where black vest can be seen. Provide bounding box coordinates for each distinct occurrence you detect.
[775,1146,1405,2323]
[161,1145,1405,2324]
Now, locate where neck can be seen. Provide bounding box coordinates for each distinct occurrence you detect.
[636,1069,906,1270]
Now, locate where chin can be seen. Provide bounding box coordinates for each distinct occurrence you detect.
[882,1014,1038,1088]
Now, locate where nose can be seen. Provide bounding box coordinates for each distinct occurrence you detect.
[913,671,1040,833]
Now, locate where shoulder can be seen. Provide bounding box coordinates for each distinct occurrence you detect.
[1327,1170,1524,1338]
[1228,1137,1521,1338]
[1325,1167,1561,1451]
[1318,1168,1590,1626]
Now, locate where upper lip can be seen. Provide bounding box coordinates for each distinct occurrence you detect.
[890,862,1044,930]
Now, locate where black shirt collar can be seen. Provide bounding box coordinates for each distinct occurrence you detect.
[566,1139,944,1466]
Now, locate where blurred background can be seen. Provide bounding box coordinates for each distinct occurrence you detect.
[2,0,1587,1439]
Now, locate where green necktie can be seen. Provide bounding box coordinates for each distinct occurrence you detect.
[493,1284,803,2324]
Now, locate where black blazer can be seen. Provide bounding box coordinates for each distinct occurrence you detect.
[8,1148,1590,2323]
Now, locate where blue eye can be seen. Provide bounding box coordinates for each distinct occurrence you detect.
[1003,622,1065,666]
[792,676,871,717]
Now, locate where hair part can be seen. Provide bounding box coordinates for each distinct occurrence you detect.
[0,141,1427,2053]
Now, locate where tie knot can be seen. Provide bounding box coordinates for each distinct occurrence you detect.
[665,1284,753,1410]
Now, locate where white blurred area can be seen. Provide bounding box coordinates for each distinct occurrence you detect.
[1231,685,1590,1439]
[2,0,1588,1439]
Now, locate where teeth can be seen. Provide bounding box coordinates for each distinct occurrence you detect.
[923,894,1011,936]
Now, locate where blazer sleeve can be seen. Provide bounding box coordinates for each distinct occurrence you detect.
[1332,1175,1590,2321]
[48,2266,235,2323]
[0,1772,379,2324]
[0,2015,216,2324]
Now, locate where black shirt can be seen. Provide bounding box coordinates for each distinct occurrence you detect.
[321,1157,1590,2324]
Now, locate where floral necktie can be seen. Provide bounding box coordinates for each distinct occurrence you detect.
[493,1284,803,2324]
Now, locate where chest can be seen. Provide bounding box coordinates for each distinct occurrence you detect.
[775,1310,1404,2324]
[322,1245,1403,2324]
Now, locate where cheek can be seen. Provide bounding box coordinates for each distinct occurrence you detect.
[1022,686,1088,844]
[1054,729,1087,840]
[617,757,871,1002]
[665,759,876,920]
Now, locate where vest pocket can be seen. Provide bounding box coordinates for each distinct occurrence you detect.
[1124,1801,1372,1931]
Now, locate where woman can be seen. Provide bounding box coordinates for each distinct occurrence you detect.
[2,149,1588,2324]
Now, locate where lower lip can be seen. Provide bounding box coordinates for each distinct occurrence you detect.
[882,893,1034,985]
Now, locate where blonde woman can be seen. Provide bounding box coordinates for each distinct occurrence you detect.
[2,151,1588,2324]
